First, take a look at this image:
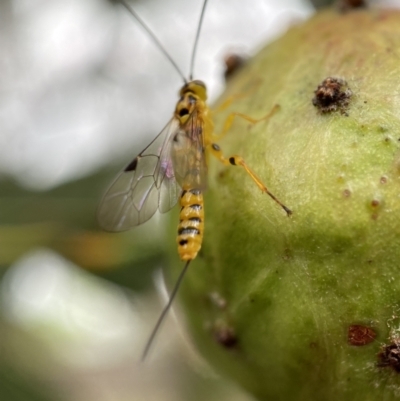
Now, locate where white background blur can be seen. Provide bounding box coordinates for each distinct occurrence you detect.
[0,0,314,190]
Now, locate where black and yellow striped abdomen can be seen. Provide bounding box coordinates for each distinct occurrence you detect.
[177,188,204,261]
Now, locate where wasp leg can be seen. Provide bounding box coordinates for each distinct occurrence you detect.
[208,142,292,216]
[212,79,264,114]
[213,104,280,142]
[213,94,247,113]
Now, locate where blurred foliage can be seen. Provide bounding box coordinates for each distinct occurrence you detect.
[0,364,58,401]
[0,168,169,290]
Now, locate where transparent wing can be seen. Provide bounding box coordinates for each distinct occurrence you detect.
[97,118,182,232]
[171,109,207,190]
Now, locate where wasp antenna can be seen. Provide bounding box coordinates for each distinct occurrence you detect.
[141,260,192,362]
[117,0,187,83]
[189,0,209,80]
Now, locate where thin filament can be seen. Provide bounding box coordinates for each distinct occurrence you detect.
[141,260,192,361]
[189,0,209,80]
[117,0,187,83]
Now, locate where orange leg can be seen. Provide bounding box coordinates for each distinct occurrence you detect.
[212,104,280,142]
[212,78,264,114]
[207,142,292,216]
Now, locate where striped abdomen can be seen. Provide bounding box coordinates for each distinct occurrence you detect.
[177,188,204,261]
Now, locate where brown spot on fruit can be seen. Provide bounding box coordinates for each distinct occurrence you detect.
[214,325,238,348]
[343,189,351,198]
[378,339,400,372]
[338,0,366,13]
[368,197,383,220]
[224,53,247,80]
[371,199,380,208]
[312,77,352,114]
[348,324,376,346]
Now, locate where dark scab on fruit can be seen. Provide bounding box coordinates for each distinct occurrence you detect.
[378,339,400,372]
[347,324,376,346]
[312,77,352,115]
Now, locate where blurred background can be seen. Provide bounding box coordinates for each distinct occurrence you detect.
[0,0,397,400]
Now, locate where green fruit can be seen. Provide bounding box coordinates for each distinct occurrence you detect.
[173,7,400,401]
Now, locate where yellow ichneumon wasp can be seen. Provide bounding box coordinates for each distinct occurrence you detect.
[97,0,292,361]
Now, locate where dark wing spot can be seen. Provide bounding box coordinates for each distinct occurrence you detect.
[125,157,139,172]
[212,143,220,151]
[229,157,236,165]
